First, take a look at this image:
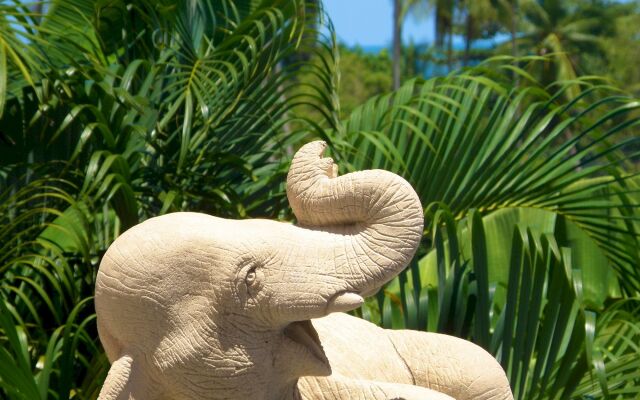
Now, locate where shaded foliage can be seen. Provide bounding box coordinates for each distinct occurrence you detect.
[0,0,337,396]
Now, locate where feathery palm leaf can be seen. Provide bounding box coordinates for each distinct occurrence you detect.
[0,1,339,397]
[333,57,640,293]
[359,207,638,399]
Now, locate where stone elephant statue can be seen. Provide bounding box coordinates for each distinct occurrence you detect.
[95,141,513,400]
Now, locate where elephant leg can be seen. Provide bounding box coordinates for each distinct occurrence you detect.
[98,354,161,400]
[98,355,134,400]
[298,375,454,400]
[386,330,513,400]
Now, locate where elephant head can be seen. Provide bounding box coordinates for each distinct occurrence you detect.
[95,141,424,400]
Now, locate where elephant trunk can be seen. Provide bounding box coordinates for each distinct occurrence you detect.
[287,141,424,298]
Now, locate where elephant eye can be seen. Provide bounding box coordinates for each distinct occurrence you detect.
[245,266,257,286]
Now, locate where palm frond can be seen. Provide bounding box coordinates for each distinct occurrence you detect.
[359,206,639,399]
[334,58,640,292]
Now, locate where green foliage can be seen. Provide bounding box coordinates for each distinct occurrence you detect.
[336,46,393,117]
[594,13,640,95]
[339,57,640,398]
[290,44,391,127]
[510,0,631,99]
[0,0,337,397]
[360,208,640,399]
[0,0,639,399]
[401,0,640,98]
[335,58,640,292]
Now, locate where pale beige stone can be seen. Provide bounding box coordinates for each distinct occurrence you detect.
[96,141,513,400]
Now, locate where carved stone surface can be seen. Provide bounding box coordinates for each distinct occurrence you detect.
[95,141,514,400]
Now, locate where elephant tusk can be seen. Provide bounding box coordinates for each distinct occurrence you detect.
[326,292,364,314]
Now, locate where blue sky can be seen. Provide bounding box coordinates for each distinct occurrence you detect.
[323,0,633,48]
[323,0,436,47]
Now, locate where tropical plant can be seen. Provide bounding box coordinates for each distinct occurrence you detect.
[335,58,640,398]
[0,0,337,396]
[405,0,501,70]
[591,11,640,95]
[295,45,393,120]
[1,0,639,399]
[404,0,458,69]
[392,0,403,89]
[512,0,630,99]
[358,208,640,398]
[493,0,520,59]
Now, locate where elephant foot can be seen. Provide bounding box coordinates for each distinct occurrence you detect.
[298,375,454,400]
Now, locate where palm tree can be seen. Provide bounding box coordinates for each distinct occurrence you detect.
[460,0,499,65]
[514,0,625,98]
[393,0,403,89]
[405,0,497,70]
[401,0,456,72]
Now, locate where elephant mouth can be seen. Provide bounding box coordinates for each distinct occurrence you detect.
[283,320,329,368]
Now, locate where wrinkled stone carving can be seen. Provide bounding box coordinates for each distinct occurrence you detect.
[96,141,514,400]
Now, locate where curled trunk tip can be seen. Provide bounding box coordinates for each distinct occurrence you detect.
[286,141,424,295]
